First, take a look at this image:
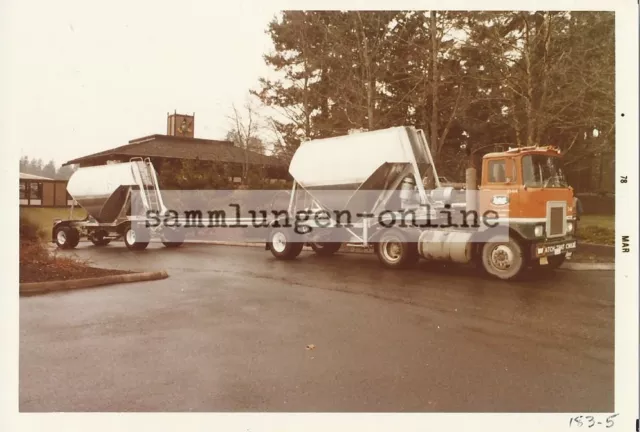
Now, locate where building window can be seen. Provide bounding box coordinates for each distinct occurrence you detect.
[19,181,28,205]
[30,182,42,205]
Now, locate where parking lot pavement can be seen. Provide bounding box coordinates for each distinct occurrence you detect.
[20,243,614,412]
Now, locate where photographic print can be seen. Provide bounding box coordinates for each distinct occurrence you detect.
[3,1,638,431]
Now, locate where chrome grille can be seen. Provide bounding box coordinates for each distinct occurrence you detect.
[546,202,567,238]
[549,207,564,236]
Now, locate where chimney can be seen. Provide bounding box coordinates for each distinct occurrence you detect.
[167,111,195,138]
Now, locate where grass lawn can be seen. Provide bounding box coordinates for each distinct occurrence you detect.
[20,207,87,240]
[577,214,615,245]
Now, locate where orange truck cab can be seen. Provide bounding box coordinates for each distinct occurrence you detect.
[478,145,578,273]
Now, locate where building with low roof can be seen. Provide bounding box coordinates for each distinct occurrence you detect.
[63,112,288,183]
[20,173,72,207]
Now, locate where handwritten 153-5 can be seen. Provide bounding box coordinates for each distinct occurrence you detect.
[568,414,619,428]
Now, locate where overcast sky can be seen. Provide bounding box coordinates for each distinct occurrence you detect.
[5,0,278,166]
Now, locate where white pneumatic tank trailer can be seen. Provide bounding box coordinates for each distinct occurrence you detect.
[265,126,513,279]
[52,158,184,250]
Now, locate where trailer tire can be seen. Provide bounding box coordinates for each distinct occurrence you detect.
[269,228,303,260]
[481,237,525,280]
[54,226,80,250]
[124,223,149,251]
[375,229,419,269]
[90,231,111,247]
[162,228,184,248]
[310,242,342,256]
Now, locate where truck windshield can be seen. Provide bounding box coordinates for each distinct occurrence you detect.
[522,155,568,188]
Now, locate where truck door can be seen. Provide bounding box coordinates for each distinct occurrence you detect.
[480,158,517,220]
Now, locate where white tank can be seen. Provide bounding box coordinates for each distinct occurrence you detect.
[67,161,154,223]
[289,126,433,189]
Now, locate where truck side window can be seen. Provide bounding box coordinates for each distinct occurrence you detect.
[488,160,506,183]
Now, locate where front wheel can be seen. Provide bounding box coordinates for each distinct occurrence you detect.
[481,237,525,280]
[269,228,303,260]
[54,226,80,250]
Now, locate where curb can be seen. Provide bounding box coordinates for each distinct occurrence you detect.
[20,270,169,296]
[185,242,613,270]
[577,242,615,257]
[562,262,615,271]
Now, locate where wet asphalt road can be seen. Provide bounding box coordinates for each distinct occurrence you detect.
[20,243,614,412]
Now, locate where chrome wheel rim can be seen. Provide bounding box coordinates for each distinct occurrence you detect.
[56,230,66,245]
[381,238,402,263]
[126,229,136,245]
[272,232,287,253]
[490,244,514,271]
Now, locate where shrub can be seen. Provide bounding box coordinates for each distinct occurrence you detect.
[20,216,45,243]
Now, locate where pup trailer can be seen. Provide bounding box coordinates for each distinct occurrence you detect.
[51,157,184,251]
[266,126,578,280]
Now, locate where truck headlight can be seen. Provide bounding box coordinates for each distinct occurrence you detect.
[567,222,574,233]
[534,225,544,237]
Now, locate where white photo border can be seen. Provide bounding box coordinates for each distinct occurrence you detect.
[1,0,637,431]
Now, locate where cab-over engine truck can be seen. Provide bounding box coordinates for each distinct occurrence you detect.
[265,126,577,280]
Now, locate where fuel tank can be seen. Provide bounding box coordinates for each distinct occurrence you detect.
[418,229,474,264]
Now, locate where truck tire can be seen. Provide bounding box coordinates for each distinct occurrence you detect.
[124,223,149,251]
[481,237,525,280]
[269,228,303,260]
[54,226,80,250]
[310,242,342,256]
[375,229,419,269]
[90,231,111,247]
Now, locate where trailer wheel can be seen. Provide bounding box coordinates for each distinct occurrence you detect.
[375,230,419,269]
[54,226,80,250]
[310,242,342,256]
[269,228,303,260]
[162,228,184,248]
[481,237,525,280]
[90,231,111,247]
[124,223,149,251]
